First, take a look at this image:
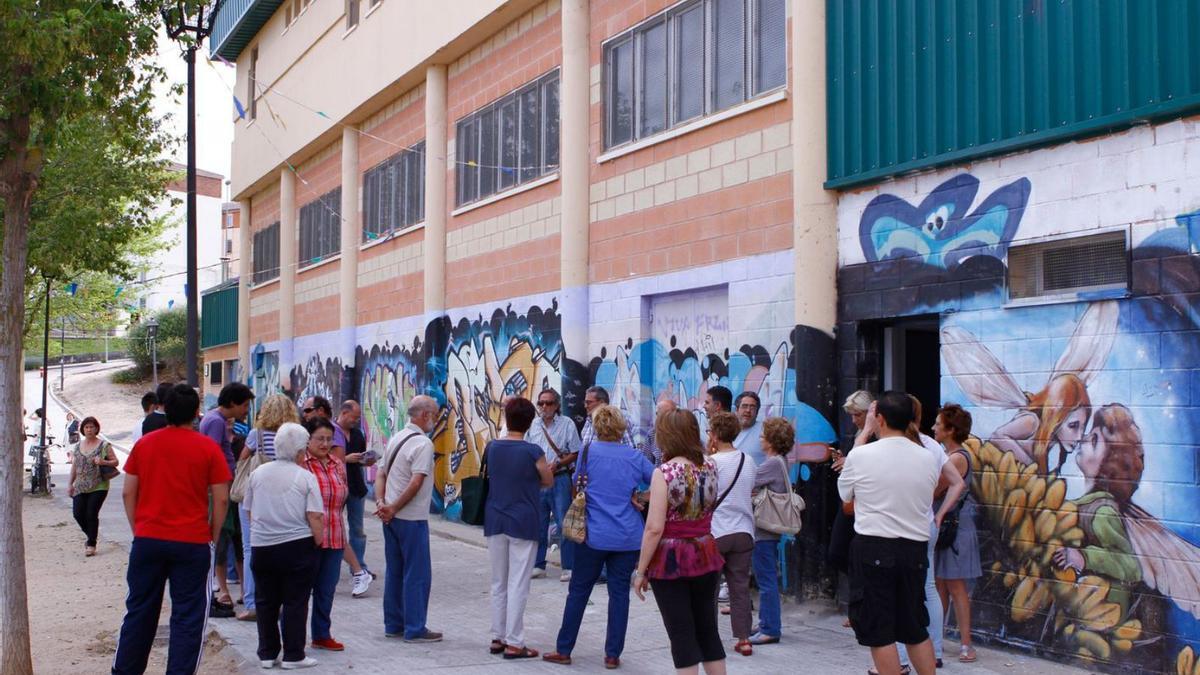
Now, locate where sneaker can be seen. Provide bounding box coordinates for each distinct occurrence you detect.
[403,629,444,643]
[748,631,780,645]
[352,571,372,597]
[718,582,729,603]
[312,637,344,651]
[280,657,318,670]
[559,571,572,583]
[259,658,280,669]
[531,567,547,579]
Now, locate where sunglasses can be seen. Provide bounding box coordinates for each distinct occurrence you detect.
[537,401,556,407]
[302,407,315,414]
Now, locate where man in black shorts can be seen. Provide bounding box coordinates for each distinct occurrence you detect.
[836,391,942,675]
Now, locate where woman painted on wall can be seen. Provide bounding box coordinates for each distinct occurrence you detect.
[941,301,1117,475]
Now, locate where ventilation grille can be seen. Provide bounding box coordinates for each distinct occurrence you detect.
[1008,231,1128,300]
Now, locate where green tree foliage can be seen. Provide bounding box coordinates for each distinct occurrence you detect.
[0,0,193,670]
[127,308,188,379]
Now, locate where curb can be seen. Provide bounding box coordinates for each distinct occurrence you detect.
[47,378,131,456]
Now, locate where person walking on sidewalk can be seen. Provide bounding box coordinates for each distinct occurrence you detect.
[485,397,554,659]
[236,393,300,622]
[337,400,376,596]
[633,408,727,675]
[706,411,758,657]
[375,394,443,643]
[543,404,655,670]
[302,416,352,653]
[244,422,325,670]
[526,387,582,582]
[112,384,232,675]
[67,416,118,557]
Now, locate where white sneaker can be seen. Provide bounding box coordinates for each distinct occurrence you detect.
[560,570,572,583]
[260,658,280,669]
[531,567,547,579]
[280,657,318,670]
[352,571,372,597]
[718,581,729,603]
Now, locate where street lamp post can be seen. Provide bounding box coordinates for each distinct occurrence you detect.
[163,0,212,388]
[146,317,160,389]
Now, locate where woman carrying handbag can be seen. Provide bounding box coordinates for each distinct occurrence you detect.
[67,416,119,557]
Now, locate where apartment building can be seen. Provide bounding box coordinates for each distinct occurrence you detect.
[209,1,1200,669]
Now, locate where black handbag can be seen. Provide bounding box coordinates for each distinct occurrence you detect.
[935,498,964,552]
[98,442,120,481]
[459,445,490,526]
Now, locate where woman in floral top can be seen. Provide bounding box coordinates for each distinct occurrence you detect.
[634,409,727,675]
[67,416,119,556]
[303,417,350,652]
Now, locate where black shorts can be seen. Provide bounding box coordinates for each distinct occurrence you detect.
[847,535,930,648]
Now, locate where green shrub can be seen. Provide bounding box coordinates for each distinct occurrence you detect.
[127,308,190,381]
[111,367,147,385]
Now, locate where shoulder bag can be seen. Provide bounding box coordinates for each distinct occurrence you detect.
[231,429,269,503]
[459,443,490,526]
[97,442,121,482]
[752,456,805,535]
[561,443,591,543]
[935,450,971,551]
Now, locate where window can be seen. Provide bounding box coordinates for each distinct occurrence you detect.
[363,141,425,241]
[603,0,786,150]
[252,221,280,284]
[455,70,560,207]
[346,0,359,29]
[1007,231,1128,301]
[224,237,233,255]
[299,187,342,265]
[209,361,223,385]
[248,47,258,121]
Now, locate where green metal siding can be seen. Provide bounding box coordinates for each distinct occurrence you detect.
[209,0,284,61]
[201,284,239,349]
[826,0,1200,189]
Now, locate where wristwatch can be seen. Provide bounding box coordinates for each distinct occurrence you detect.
[631,570,644,581]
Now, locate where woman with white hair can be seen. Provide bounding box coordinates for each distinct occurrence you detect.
[244,421,325,670]
[830,390,874,628]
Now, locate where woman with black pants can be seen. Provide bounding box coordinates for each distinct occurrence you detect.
[243,422,325,670]
[633,409,727,675]
[67,416,118,556]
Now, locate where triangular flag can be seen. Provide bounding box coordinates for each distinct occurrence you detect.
[233,96,247,120]
[114,286,123,298]
[168,299,175,309]
[66,282,78,296]
[263,97,287,130]
[215,54,235,68]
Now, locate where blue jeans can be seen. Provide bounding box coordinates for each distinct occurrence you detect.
[112,538,212,675]
[752,540,782,637]
[238,505,255,610]
[536,473,575,571]
[554,543,638,659]
[311,547,343,640]
[898,523,944,663]
[382,519,432,639]
[345,494,368,573]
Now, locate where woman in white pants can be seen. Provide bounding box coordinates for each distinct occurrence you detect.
[483,397,553,659]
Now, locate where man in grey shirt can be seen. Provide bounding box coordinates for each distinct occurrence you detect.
[526,388,582,581]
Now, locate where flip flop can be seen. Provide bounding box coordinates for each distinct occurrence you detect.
[503,646,540,660]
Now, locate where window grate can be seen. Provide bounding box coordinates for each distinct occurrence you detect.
[1007,231,1127,300]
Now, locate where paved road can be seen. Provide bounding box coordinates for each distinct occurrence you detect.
[30,365,1091,674]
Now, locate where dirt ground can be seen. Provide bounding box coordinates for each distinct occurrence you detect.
[53,361,150,450]
[23,492,241,674]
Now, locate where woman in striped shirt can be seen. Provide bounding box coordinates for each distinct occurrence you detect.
[303,416,351,652]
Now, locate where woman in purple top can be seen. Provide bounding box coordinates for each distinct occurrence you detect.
[634,408,726,675]
[484,397,553,659]
[543,405,654,670]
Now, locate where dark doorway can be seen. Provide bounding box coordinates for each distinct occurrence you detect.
[882,316,940,435]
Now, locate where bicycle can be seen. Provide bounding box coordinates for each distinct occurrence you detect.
[25,433,57,495]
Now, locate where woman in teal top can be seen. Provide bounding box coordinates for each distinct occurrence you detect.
[543,405,654,670]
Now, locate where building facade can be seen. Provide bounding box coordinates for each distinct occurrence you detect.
[211,0,1200,670]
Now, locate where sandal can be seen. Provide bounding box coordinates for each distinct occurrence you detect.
[868,667,911,675]
[542,652,572,665]
[489,640,506,655]
[842,617,852,628]
[84,546,96,557]
[734,639,753,656]
[959,645,977,663]
[503,646,539,660]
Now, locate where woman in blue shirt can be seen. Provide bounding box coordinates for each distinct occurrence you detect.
[484,397,553,659]
[543,405,655,670]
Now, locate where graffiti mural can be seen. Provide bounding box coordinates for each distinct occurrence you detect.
[290,353,345,407]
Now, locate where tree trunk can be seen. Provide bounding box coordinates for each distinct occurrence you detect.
[0,186,35,674]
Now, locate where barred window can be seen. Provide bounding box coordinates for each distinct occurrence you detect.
[298,187,342,266]
[252,221,280,284]
[455,70,559,207]
[603,0,786,150]
[363,141,425,241]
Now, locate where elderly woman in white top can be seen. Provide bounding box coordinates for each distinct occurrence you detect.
[706,411,758,657]
[243,422,324,670]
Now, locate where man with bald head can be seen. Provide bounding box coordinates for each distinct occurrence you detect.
[643,399,678,465]
[375,395,443,643]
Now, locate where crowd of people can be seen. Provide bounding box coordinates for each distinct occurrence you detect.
[56,376,984,675]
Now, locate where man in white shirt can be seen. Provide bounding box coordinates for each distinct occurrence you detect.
[526,388,582,581]
[375,395,442,643]
[836,392,958,675]
[580,386,638,449]
[733,391,765,465]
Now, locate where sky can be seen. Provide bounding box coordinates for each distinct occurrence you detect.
[152,30,237,198]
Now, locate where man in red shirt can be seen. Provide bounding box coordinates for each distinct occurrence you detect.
[112,384,232,675]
